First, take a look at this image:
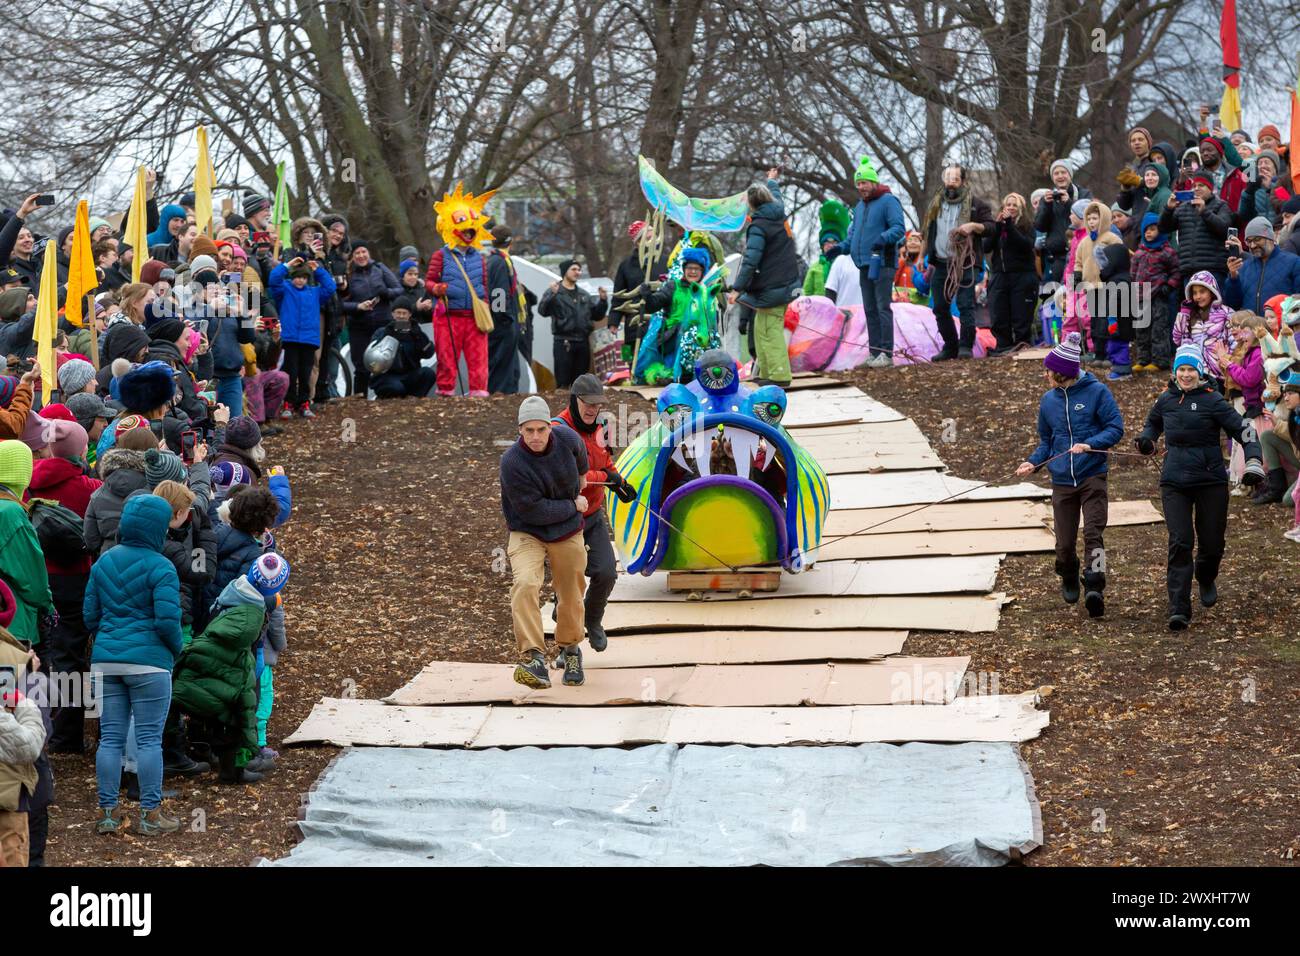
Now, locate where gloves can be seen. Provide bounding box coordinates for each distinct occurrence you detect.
[1116,167,1142,188]
[1135,436,1156,456]
[431,282,448,297]
[604,469,637,503]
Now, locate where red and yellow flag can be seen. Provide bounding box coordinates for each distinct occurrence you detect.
[1218,0,1242,133]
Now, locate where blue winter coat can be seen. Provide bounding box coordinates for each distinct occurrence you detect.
[839,190,907,269]
[1221,248,1300,315]
[204,523,265,612]
[84,494,183,670]
[268,264,337,347]
[1027,371,1125,487]
[426,246,489,311]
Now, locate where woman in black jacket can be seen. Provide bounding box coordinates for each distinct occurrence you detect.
[1136,344,1264,630]
[984,193,1039,351]
[341,241,402,396]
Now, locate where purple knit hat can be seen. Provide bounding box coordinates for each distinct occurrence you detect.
[1044,332,1083,378]
[0,376,17,408]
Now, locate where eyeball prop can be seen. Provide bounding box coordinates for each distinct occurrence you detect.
[657,383,699,432]
[694,348,738,395]
[749,384,787,427]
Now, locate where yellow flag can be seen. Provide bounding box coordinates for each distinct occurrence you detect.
[34,240,59,400]
[127,166,149,283]
[1219,84,1242,139]
[65,200,98,329]
[195,126,215,236]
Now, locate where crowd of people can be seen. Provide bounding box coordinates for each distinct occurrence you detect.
[0,106,1297,862]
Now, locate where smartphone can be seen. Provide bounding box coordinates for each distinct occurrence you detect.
[180,429,198,463]
[1227,228,1239,243]
[1175,190,1194,202]
[35,194,55,207]
[0,664,16,703]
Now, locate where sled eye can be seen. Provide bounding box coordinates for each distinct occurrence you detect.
[661,404,691,431]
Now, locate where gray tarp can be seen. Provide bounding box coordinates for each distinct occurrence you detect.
[266,741,1041,867]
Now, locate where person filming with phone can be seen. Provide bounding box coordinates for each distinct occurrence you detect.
[1158,171,1232,288]
[0,193,52,290]
[1222,217,1300,315]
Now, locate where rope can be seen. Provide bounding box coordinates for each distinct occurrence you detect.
[941,229,980,303]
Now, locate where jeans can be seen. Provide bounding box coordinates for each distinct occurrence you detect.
[94,671,172,810]
[930,260,976,350]
[858,266,894,357]
[214,375,245,419]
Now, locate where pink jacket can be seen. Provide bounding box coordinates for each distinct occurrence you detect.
[1173,303,1231,379]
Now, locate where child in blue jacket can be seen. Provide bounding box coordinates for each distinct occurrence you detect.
[268,258,336,417]
[1016,332,1124,617]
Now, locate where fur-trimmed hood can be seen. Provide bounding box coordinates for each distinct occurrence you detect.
[98,447,147,479]
[290,217,327,246]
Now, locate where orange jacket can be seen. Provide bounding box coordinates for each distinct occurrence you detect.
[556,406,614,516]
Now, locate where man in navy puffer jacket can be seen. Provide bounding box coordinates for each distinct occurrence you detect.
[1016,332,1124,617]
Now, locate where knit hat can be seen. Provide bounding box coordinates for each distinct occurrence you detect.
[1110,201,1132,216]
[1049,158,1073,177]
[517,395,551,425]
[189,255,219,283]
[348,239,370,254]
[1127,126,1152,148]
[1173,343,1206,375]
[1258,124,1282,144]
[113,414,151,439]
[557,258,579,278]
[224,416,262,450]
[0,376,18,407]
[1044,331,1083,378]
[398,245,419,263]
[140,259,168,286]
[0,440,34,498]
[627,221,647,239]
[39,403,74,422]
[1184,270,1222,304]
[22,411,50,452]
[289,263,312,279]
[1199,136,1225,156]
[229,243,248,261]
[247,552,290,596]
[679,246,711,271]
[88,216,110,235]
[149,318,188,345]
[853,155,880,183]
[398,258,419,277]
[1070,199,1090,220]
[190,236,219,261]
[49,419,88,460]
[1190,171,1214,189]
[57,358,96,396]
[144,447,186,486]
[118,360,176,413]
[1244,216,1275,242]
[103,324,152,365]
[1254,148,1282,174]
[209,460,251,494]
[0,287,29,321]
[66,392,114,430]
[243,194,271,218]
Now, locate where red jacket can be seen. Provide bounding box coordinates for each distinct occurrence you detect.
[25,457,102,575]
[556,407,614,517]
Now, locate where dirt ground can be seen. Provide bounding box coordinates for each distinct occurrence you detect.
[44,358,1299,866]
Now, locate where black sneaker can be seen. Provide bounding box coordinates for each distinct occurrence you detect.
[122,772,178,802]
[163,756,210,778]
[1084,590,1104,618]
[1199,581,1217,608]
[561,645,585,686]
[958,347,973,359]
[514,650,552,689]
[1061,575,1080,605]
[1168,614,1189,631]
[586,624,608,652]
[933,346,958,362]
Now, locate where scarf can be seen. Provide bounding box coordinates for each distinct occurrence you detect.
[923,184,972,236]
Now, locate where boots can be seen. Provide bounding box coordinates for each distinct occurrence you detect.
[1055,560,1080,604]
[1083,571,1106,618]
[1251,468,1286,505]
[217,748,264,785]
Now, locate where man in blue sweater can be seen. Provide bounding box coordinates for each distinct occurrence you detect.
[500,396,590,689]
[1222,217,1300,314]
[836,156,906,367]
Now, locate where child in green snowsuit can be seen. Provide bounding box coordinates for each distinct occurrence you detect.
[634,246,722,384]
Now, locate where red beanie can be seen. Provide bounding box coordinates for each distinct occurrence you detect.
[1199,136,1225,155]
[140,260,167,286]
[1191,171,1214,188]
[1258,124,1282,144]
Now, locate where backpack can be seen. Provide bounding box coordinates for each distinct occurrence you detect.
[27,498,90,566]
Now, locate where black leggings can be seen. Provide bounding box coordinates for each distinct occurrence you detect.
[1161,482,1228,618]
[283,342,318,407]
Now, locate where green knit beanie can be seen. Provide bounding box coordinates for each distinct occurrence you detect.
[854,156,880,184]
[0,439,34,499]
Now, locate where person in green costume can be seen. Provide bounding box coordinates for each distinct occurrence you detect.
[633,246,723,384]
[803,199,851,297]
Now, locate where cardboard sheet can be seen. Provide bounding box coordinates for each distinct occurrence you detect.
[809,527,1056,560]
[1012,347,1053,360]
[543,592,1005,633]
[285,691,1050,747]
[783,386,905,427]
[792,418,932,446]
[828,471,1050,510]
[823,498,1162,536]
[818,449,944,474]
[582,629,909,668]
[385,657,970,707]
[608,555,1003,601]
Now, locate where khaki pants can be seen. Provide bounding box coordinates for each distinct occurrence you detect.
[0,810,29,868]
[508,531,587,658]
